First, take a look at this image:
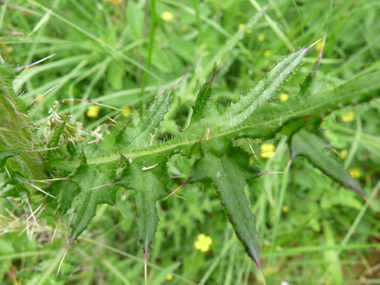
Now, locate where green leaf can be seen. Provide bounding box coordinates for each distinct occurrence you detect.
[0,151,21,168]
[290,129,362,194]
[115,156,170,252]
[45,180,79,216]
[190,79,219,124]
[127,1,144,40]
[0,63,47,181]
[68,161,118,241]
[117,88,172,149]
[189,138,262,265]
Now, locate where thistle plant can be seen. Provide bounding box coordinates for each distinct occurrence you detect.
[1,38,379,283]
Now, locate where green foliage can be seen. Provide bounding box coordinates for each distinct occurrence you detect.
[1,0,380,284]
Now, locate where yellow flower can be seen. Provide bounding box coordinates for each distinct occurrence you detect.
[239,23,245,30]
[282,205,289,213]
[161,11,174,22]
[106,0,122,4]
[279,93,289,102]
[121,106,131,118]
[342,111,355,122]
[194,233,212,252]
[35,94,43,101]
[247,28,252,34]
[349,168,360,179]
[258,33,265,41]
[264,50,271,57]
[340,149,347,159]
[260,143,275,158]
[182,26,188,32]
[166,273,173,281]
[316,41,323,52]
[87,106,100,118]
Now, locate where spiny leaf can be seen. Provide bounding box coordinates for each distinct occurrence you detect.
[0,150,21,168]
[67,157,118,241]
[48,119,66,148]
[290,129,362,194]
[45,180,79,216]
[117,88,172,149]
[190,138,262,265]
[0,63,47,181]
[115,156,170,252]
[217,48,308,129]
[190,79,218,124]
[299,37,326,97]
[223,70,380,140]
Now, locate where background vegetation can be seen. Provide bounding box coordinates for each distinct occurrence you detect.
[1,0,380,284]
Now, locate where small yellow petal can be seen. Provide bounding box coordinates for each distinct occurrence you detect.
[205,236,212,246]
[194,241,202,250]
[182,26,188,32]
[260,143,275,159]
[279,93,289,102]
[87,106,100,118]
[349,168,360,179]
[258,33,265,41]
[282,205,289,213]
[197,233,206,241]
[36,95,43,101]
[166,273,173,281]
[340,149,347,159]
[341,111,355,122]
[121,107,131,118]
[246,28,252,34]
[239,23,245,30]
[161,11,174,22]
[200,245,209,252]
[264,50,271,57]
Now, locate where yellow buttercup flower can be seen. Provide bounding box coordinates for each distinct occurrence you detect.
[279,93,289,102]
[35,94,43,101]
[166,273,173,281]
[247,28,252,34]
[161,11,174,22]
[182,26,188,32]
[194,234,212,252]
[260,143,275,158]
[282,205,290,213]
[258,33,265,41]
[340,149,347,159]
[264,50,271,57]
[87,106,100,118]
[121,106,131,118]
[349,168,360,179]
[342,111,355,122]
[239,23,245,30]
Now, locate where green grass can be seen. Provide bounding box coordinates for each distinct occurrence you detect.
[1,0,380,284]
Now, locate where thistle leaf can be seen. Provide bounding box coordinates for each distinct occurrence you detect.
[0,151,21,168]
[117,89,171,149]
[45,180,79,216]
[290,129,362,194]
[0,63,46,181]
[190,139,262,265]
[190,80,218,124]
[68,162,118,241]
[115,156,170,252]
